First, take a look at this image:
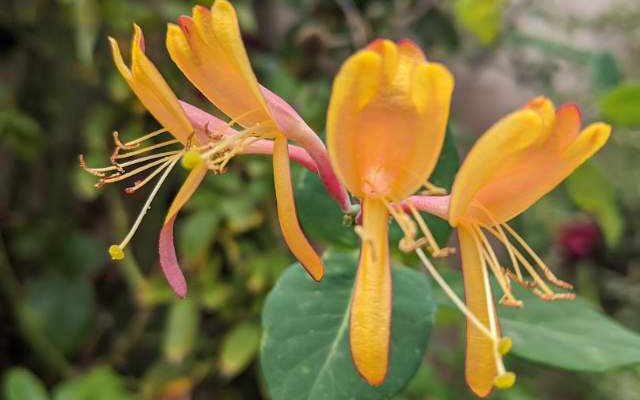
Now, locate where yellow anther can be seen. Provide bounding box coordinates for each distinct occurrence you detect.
[181,150,203,170]
[109,244,125,261]
[498,337,512,355]
[494,372,516,389]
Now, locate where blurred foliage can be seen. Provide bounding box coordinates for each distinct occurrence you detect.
[1,0,639,399]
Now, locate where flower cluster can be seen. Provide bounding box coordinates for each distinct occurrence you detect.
[81,1,611,397]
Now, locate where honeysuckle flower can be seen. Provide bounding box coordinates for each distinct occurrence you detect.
[81,19,337,297]
[163,0,352,283]
[408,97,611,397]
[326,38,454,385]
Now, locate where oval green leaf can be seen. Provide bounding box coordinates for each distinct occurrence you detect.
[261,251,435,400]
[599,83,640,127]
[2,368,49,400]
[500,286,640,372]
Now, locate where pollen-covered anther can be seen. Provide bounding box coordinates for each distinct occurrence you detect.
[532,290,577,301]
[494,372,516,390]
[109,244,125,261]
[499,295,523,308]
[181,149,203,170]
[497,337,513,355]
[420,181,448,196]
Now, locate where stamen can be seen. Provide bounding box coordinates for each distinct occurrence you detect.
[181,149,203,170]
[498,337,512,355]
[494,372,516,390]
[501,223,574,290]
[480,261,514,382]
[415,247,497,342]
[115,139,181,160]
[483,225,550,292]
[407,202,455,257]
[470,226,522,307]
[124,156,178,194]
[108,244,125,261]
[420,181,448,196]
[472,203,524,282]
[98,156,176,185]
[120,127,168,148]
[114,154,181,255]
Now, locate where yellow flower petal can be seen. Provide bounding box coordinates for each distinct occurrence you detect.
[349,198,391,386]
[166,3,271,129]
[449,109,544,226]
[327,40,453,201]
[451,100,611,225]
[524,96,555,141]
[164,163,208,224]
[459,225,499,398]
[272,135,324,281]
[109,25,193,143]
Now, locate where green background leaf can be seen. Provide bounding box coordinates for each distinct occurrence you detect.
[501,287,640,372]
[565,162,623,247]
[52,366,134,400]
[219,322,262,378]
[599,83,640,127]
[261,251,435,400]
[21,275,95,356]
[2,368,50,400]
[162,297,200,363]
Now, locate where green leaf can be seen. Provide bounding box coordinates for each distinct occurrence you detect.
[599,83,640,127]
[590,52,620,92]
[178,209,221,262]
[52,366,134,400]
[565,162,623,247]
[219,322,262,378]
[2,368,50,400]
[22,275,95,356]
[434,270,640,372]
[162,297,200,363]
[261,251,435,400]
[500,286,640,372]
[454,0,505,45]
[295,169,359,249]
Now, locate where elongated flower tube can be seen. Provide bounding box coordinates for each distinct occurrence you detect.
[81,24,322,297]
[447,97,611,397]
[165,0,351,283]
[327,38,454,385]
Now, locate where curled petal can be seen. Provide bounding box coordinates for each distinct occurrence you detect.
[109,25,193,143]
[166,4,272,129]
[451,98,611,225]
[159,216,188,298]
[159,164,208,297]
[272,135,324,281]
[349,198,391,386]
[449,110,544,226]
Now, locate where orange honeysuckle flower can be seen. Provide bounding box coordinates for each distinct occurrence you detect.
[446,97,611,397]
[327,38,454,385]
[81,22,328,297]
[165,0,352,283]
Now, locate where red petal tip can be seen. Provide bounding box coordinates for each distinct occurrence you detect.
[558,103,582,122]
